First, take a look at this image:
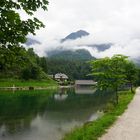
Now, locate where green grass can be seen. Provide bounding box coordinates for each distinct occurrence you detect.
[63,90,135,140]
[0,79,58,88]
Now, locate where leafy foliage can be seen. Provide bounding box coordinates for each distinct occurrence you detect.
[0,0,48,48]
[0,46,94,80]
[0,47,48,80]
[90,55,137,92]
[0,0,49,80]
[124,61,137,92]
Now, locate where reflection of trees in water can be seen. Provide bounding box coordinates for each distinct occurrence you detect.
[0,118,31,136]
[0,89,116,136]
[54,87,70,101]
[0,90,53,135]
[59,87,70,94]
[47,89,115,112]
[42,89,116,122]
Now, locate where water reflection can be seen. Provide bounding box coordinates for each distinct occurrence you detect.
[0,88,114,140]
[54,94,68,101]
[54,88,68,101]
[75,86,96,94]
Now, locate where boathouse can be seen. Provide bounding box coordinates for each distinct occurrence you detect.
[75,80,97,94]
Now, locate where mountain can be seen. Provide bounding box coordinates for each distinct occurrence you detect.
[61,30,90,43]
[88,43,112,52]
[47,30,112,60]
[25,38,41,46]
[132,57,140,66]
[47,49,94,61]
[60,30,112,52]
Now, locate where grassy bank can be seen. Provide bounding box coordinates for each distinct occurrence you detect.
[63,90,135,140]
[0,79,58,88]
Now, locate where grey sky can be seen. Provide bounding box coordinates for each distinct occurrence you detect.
[25,0,140,58]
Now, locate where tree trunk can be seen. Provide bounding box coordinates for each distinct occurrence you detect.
[115,87,118,104]
[130,83,134,93]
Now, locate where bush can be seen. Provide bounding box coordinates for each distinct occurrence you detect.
[21,65,42,80]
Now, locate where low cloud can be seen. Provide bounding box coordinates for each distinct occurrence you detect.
[89,39,140,59]
[25,0,140,60]
[30,34,140,61]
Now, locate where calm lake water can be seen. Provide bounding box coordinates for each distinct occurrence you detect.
[0,88,114,140]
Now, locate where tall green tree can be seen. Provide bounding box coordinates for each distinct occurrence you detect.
[0,1,49,78]
[90,55,136,103]
[0,0,49,48]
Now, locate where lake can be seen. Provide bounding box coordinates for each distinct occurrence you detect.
[0,88,114,140]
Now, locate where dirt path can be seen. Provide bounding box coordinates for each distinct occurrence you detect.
[99,88,140,140]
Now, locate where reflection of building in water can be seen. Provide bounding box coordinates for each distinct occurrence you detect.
[59,87,68,94]
[75,80,97,94]
[54,94,68,101]
[54,87,69,101]
[75,87,96,94]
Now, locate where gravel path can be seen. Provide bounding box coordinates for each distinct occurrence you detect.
[99,87,140,140]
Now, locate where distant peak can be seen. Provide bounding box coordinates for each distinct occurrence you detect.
[61,30,90,43]
[76,30,89,34]
[25,38,41,46]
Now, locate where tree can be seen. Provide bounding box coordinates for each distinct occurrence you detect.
[124,61,137,92]
[0,46,48,80]
[90,55,135,103]
[0,46,27,72]
[22,65,42,80]
[0,0,49,48]
[37,57,48,73]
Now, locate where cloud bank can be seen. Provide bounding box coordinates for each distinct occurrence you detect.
[24,0,140,59]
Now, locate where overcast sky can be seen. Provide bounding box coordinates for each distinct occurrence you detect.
[25,0,140,58]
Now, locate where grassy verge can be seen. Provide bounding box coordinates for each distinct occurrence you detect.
[63,90,135,140]
[0,79,58,88]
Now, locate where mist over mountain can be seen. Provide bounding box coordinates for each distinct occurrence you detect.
[21,0,140,63]
[27,30,112,59]
[60,30,112,52]
[45,30,112,60]
[25,38,41,46]
[61,30,90,43]
[132,57,140,66]
[87,44,112,52]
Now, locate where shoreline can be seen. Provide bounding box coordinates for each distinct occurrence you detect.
[0,86,58,91]
[0,85,74,91]
[99,87,140,140]
[62,89,135,140]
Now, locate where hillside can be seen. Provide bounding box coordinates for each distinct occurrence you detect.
[48,49,94,61]
[46,58,93,80]
[46,49,95,80]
